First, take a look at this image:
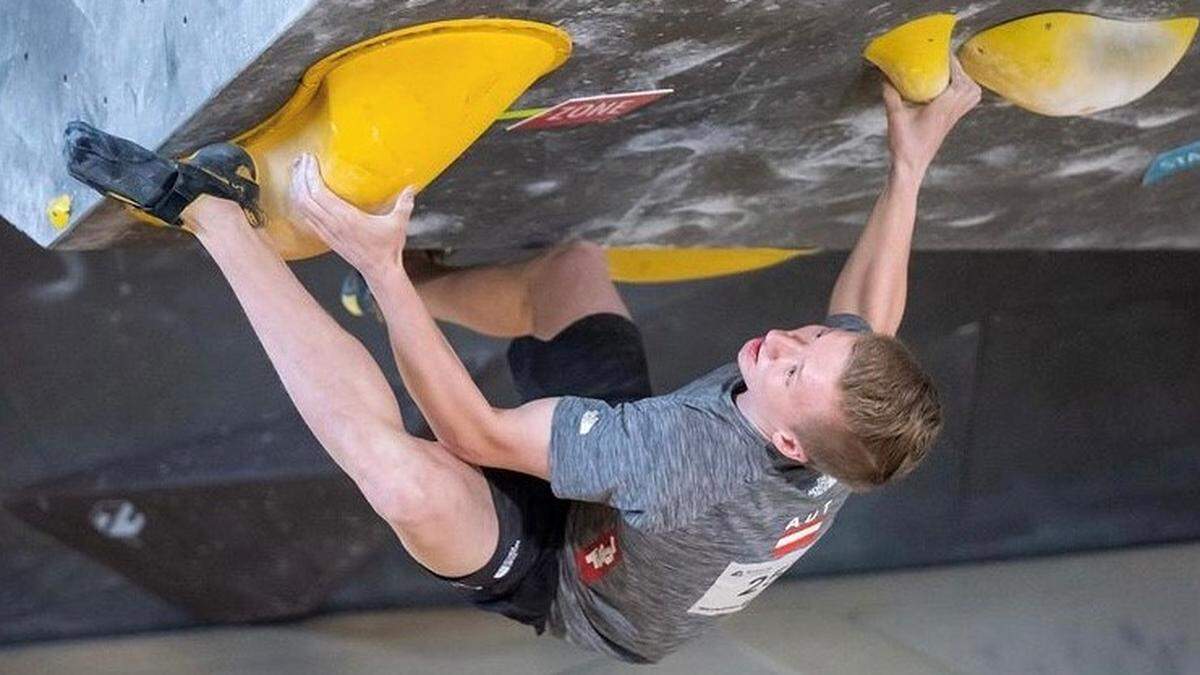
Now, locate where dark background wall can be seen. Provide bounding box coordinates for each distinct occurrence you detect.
[2,221,1198,644]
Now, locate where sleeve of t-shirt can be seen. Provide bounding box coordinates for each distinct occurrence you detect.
[549,394,752,531]
[825,313,872,334]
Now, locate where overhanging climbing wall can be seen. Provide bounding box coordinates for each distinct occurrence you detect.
[3,0,1199,251]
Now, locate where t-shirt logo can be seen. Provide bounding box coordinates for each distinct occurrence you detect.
[578,409,600,435]
[493,539,521,580]
[805,474,838,499]
[773,516,824,558]
[576,529,621,584]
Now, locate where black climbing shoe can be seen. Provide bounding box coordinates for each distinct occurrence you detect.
[64,120,265,228]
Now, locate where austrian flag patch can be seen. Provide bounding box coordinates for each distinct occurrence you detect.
[576,529,621,584]
[773,517,824,558]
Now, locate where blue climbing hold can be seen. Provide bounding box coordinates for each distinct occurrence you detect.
[1143,140,1200,186]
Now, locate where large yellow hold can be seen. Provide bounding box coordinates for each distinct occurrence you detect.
[605,248,814,284]
[959,12,1199,117]
[235,19,571,259]
[864,14,957,103]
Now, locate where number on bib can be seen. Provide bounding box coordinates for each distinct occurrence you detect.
[687,550,803,616]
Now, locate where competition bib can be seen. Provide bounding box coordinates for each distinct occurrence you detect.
[687,549,804,616]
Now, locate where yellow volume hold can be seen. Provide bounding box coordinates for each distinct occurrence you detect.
[605,247,816,284]
[864,14,958,103]
[234,19,571,260]
[960,12,1199,117]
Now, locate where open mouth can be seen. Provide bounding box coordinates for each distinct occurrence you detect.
[745,336,764,364]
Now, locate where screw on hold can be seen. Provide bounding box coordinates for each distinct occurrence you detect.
[47,194,72,229]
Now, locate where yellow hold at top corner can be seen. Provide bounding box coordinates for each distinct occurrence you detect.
[233,19,571,260]
[959,12,1199,117]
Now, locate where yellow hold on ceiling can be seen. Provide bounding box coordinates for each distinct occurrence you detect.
[863,13,958,103]
[605,247,816,284]
[234,19,571,260]
[959,12,1198,117]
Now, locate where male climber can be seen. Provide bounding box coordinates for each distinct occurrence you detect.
[64,58,981,662]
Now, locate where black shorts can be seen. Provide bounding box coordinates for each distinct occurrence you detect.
[436,313,652,632]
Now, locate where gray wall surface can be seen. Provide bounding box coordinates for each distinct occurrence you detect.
[1,0,313,247]
[3,0,1199,251]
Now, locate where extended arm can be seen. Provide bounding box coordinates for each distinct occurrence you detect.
[827,166,920,336]
[289,156,553,477]
[828,57,981,336]
[368,264,555,477]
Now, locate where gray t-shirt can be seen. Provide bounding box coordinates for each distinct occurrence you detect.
[545,315,870,663]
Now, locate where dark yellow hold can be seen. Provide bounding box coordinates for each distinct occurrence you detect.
[605,247,817,284]
[231,19,571,260]
[864,14,958,103]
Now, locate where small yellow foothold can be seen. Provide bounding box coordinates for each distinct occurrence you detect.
[47,194,72,229]
[864,13,958,103]
[341,292,364,317]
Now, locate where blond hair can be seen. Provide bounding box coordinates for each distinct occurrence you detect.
[803,334,942,492]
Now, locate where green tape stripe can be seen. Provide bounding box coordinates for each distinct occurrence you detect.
[495,107,550,121]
